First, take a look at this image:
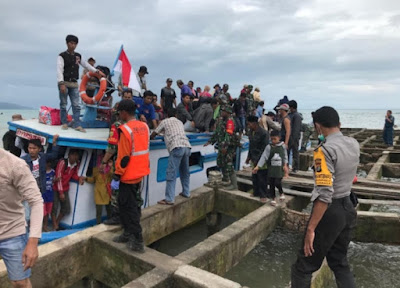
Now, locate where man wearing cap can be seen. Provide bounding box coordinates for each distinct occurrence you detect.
[277,103,291,148]
[291,106,359,288]
[57,35,105,132]
[160,78,177,115]
[205,106,240,190]
[111,100,150,253]
[259,111,281,133]
[136,66,148,96]
[213,84,221,98]
[222,84,233,104]
[246,85,255,116]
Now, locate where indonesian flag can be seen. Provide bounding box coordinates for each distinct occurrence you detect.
[112,45,141,93]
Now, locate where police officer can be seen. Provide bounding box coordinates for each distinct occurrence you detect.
[205,105,240,190]
[110,100,150,253]
[291,106,359,288]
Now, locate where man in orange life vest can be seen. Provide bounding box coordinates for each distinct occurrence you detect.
[110,99,150,253]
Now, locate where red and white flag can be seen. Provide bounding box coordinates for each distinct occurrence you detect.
[112,46,141,93]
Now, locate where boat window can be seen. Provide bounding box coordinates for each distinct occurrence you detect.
[156,151,204,182]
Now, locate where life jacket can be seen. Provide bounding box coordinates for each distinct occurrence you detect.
[119,120,150,182]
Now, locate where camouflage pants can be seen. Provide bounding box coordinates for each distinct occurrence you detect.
[217,149,235,179]
[301,127,314,148]
[110,186,143,210]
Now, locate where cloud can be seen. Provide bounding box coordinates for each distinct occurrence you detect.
[0,0,400,109]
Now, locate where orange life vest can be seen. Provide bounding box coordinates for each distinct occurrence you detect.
[119,120,150,182]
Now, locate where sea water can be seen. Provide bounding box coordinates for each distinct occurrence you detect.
[225,228,400,288]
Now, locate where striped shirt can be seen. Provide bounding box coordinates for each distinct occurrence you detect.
[154,117,191,152]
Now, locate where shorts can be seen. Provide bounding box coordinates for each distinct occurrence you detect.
[43,202,53,216]
[52,191,71,215]
[0,234,31,281]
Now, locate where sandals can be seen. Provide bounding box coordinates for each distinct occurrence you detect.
[75,126,86,133]
[157,199,174,205]
[179,193,190,198]
[270,200,277,206]
[61,124,68,130]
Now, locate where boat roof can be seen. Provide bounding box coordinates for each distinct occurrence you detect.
[7,119,214,150]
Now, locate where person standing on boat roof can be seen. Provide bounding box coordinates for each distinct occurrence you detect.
[176,80,193,99]
[205,105,240,190]
[0,149,44,288]
[160,78,177,116]
[291,106,359,288]
[383,110,395,147]
[151,108,192,205]
[57,34,105,133]
[111,100,150,253]
[288,100,302,173]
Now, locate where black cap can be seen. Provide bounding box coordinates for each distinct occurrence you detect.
[266,111,275,117]
[66,34,79,44]
[139,66,148,74]
[214,83,220,88]
[247,115,259,123]
[166,78,173,82]
[117,99,137,114]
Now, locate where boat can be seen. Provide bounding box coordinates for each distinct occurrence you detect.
[7,118,249,242]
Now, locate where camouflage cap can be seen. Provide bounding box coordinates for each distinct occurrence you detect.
[219,94,228,103]
[247,84,253,90]
[221,105,233,114]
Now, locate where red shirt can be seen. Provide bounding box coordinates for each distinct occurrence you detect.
[53,159,80,195]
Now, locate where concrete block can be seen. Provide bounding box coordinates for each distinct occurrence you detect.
[174,265,242,288]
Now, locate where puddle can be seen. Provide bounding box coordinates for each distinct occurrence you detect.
[155,213,237,256]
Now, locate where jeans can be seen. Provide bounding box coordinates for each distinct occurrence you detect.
[383,127,394,146]
[59,86,81,127]
[291,196,357,288]
[118,182,143,241]
[252,169,268,198]
[166,147,191,203]
[288,138,300,171]
[0,234,30,281]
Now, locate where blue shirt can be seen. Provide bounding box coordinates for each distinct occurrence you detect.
[138,102,156,120]
[256,105,263,118]
[43,170,55,203]
[181,85,193,97]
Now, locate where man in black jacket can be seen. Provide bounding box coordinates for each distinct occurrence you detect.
[246,116,269,202]
[288,100,302,173]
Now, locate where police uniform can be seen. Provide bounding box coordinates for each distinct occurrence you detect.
[291,131,359,288]
[210,105,240,189]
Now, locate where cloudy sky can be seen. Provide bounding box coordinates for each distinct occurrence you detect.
[1,0,400,110]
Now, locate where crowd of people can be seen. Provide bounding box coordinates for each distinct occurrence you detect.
[0,33,393,288]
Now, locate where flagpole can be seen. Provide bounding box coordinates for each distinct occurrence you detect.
[110,44,123,76]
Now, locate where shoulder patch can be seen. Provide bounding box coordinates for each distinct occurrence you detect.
[107,124,119,145]
[313,147,333,186]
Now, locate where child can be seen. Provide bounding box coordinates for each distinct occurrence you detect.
[253,130,289,206]
[84,159,113,224]
[52,149,85,231]
[43,160,55,231]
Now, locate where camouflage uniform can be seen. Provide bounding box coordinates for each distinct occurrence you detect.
[107,105,143,211]
[246,85,255,116]
[210,106,240,182]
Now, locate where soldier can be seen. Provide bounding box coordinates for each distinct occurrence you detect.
[205,105,240,190]
[246,84,255,116]
[101,90,136,225]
